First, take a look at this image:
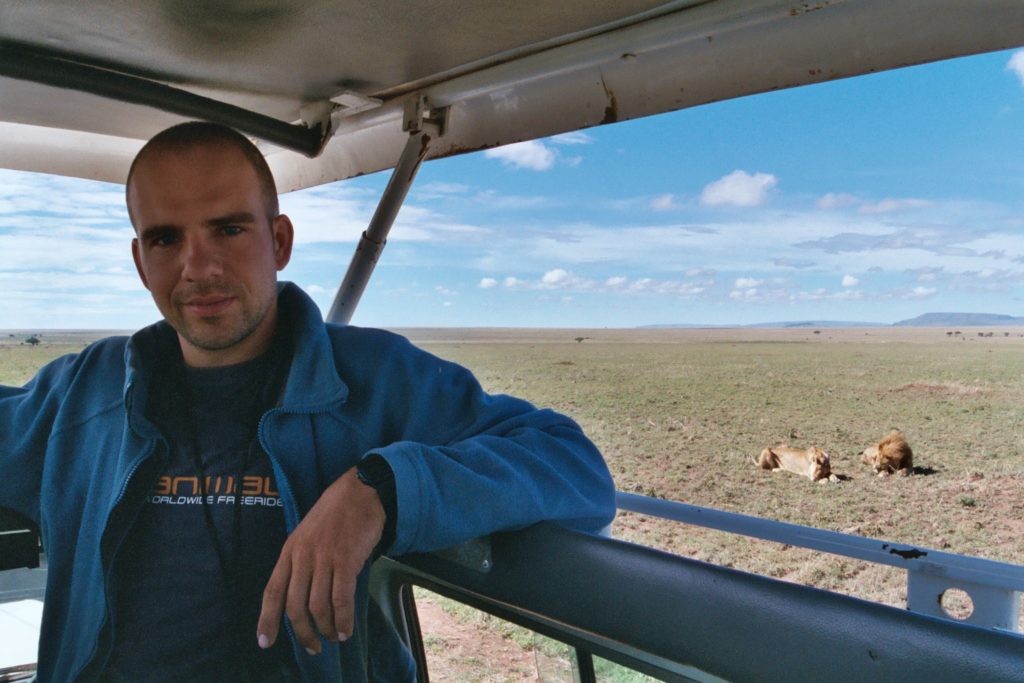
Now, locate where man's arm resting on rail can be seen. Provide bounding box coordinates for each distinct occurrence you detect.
[258,332,615,654]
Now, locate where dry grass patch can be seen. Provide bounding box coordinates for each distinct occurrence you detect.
[894,382,986,397]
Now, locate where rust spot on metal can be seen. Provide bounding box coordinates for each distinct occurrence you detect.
[882,543,927,560]
[789,1,832,16]
[599,74,618,125]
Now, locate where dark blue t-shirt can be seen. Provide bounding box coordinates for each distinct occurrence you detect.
[105,349,299,682]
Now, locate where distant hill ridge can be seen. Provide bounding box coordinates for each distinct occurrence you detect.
[640,312,1024,329]
[893,313,1024,327]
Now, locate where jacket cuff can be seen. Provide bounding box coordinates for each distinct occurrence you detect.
[356,454,397,555]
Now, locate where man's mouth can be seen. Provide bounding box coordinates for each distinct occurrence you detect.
[182,295,236,317]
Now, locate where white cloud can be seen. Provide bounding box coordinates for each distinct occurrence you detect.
[443,301,453,307]
[735,277,763,289]
[796,288,863,302]
[484,140,555,171]
[472,189,551,209]
[858,198,931,214]
[418,181,470,196]
[817,192,858,209]
[1008,50,1024,87]
[550,132,594,145]
[729,287,759,300]
[650,194,677,211]
[841,274,859,287]
[306,284,328,294]
[479,277,497,289]
[492,272,706,298]
[541,268,569,285]
[685,268,714,277]
[435,286,457,296]
[282,184,487,244]
[906,286,937,299]
[700,170,777,207]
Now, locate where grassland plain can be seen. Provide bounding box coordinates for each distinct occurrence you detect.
[3,326,1023,680]
[397,326,1024,611]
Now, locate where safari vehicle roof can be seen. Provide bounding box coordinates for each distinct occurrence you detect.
[2,0,1023,194]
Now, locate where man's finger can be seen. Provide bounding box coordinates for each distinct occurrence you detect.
[308,563,336,640]
[257,557,291,649]
[285,561,320,654]
[332,568,356,641]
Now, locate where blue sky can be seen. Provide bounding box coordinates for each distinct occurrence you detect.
[2,48,1023,330]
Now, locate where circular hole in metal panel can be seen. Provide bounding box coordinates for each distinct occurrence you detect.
[939,587,974,620]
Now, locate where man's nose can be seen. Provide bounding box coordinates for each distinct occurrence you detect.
[180,234,222,280]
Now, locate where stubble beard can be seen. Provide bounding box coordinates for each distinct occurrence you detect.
[170,282,274,352]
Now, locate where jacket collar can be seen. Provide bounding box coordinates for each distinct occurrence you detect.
[123,281,349,435]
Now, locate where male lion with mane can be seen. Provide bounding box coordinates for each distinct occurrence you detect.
[755,445,834,482]
[862,430,913,476]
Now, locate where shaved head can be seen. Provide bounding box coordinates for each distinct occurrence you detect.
[127,121,279,227]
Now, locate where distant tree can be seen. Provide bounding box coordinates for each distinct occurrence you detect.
[813,330,821,334]
[25,335,40,346]
[574,336,590,343]
[954,330,961,336]
[946,331,953,336]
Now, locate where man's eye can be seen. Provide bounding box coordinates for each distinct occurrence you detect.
[220,225,244,236]
[150,233,178,247]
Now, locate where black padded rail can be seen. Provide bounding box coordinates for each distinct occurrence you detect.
[0,42,325,157]
[0,508,38,572]
[376,523,1024,682]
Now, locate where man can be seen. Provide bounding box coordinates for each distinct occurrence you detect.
[0,122,616,682]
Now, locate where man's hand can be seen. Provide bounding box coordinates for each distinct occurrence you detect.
[256,467,386,654]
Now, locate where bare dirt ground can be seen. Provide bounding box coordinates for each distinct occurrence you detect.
[414,596,540,682]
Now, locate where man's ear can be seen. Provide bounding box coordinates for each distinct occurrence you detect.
[271,214,294,271]
[131,238,150,290]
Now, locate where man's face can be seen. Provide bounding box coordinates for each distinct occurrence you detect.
[128,143,293,367]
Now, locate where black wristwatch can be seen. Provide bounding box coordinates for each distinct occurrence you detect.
[356,454,397,555]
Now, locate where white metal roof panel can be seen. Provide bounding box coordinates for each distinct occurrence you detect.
[1,0,1023,190]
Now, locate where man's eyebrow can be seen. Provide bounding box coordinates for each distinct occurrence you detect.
[206,212,257,227]
[138,224,178,242]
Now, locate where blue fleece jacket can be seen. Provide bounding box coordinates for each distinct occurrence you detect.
[0,283,616,682]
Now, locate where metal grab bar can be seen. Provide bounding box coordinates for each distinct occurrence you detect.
[617,492,1024,632]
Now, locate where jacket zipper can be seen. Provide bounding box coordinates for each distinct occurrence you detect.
[71,438,162,682]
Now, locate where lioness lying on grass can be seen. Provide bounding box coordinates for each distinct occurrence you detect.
[755,445,835,482]
[862,430,914,476]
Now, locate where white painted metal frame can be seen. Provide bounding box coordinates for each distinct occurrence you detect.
[2,1,1023,192]
[617,492,1024,633]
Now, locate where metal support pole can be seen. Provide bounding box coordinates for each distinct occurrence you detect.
[327,123,435,324]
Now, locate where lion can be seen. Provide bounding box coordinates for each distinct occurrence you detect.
[861,430,913,476]
[755,445,834,482]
